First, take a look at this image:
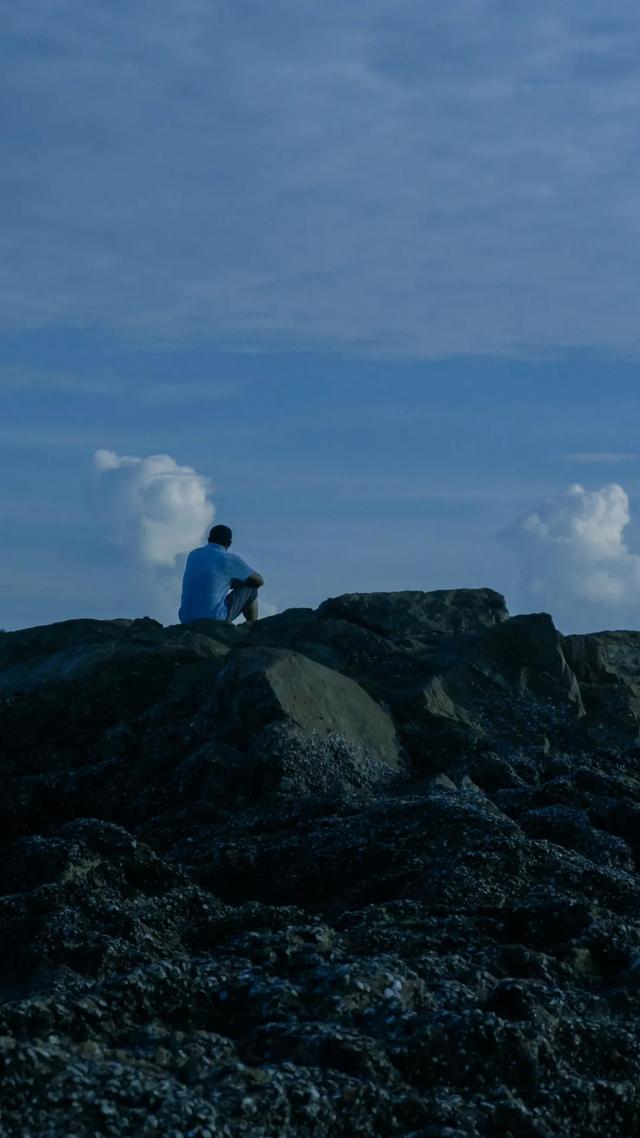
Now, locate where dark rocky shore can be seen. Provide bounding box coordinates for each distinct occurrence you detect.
[3,589,640,1136]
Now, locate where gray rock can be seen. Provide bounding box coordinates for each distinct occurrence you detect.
[317,588,508,649]
[461,613,584,712]
[5,592,640,1137]
[251,613,427,701]
[0,616,229,695]
[393,613,582,770]
[564,630,640,733]
[215,647,405,778]
[563,629,640,687]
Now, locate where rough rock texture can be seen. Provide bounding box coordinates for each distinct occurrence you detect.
[564,631,640,738]
[4,590,640,1136]
[317,588,508,659]
[215,647,403,769]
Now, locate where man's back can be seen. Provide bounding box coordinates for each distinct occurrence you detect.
[179,542,255,623]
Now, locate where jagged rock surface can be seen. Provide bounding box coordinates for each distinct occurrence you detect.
[3,589,640,1136]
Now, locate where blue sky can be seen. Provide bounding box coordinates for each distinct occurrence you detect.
[3,2,640,632]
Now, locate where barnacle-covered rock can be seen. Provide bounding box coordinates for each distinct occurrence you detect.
[3,592,640,1136]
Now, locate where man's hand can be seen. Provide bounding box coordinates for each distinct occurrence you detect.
[230,574,264,589]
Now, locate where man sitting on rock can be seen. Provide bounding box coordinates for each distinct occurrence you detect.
[179,524,264,624]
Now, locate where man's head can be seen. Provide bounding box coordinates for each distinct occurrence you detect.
[208,524,232,549]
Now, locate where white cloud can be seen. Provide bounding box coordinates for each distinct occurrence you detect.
[4,4,640,357]
[0,367,121,393]
[93,448,215,621]
[559,452,640,464]
[502,482,640,631]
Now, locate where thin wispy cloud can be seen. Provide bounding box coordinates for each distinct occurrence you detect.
[4,4,640,357]
[153,380,239,403]
[0,367,122,394]
[559,452,640,464]
[0,366,236,403]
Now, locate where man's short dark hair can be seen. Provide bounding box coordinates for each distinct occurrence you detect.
[209,524,232,547]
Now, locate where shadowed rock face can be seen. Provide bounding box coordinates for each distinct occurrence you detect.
[317,587,508,650]
[4,590,640,1136]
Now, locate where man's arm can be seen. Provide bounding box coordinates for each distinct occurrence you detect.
[245,571,264,588]
[229,554,264,589]
[231,571,264,588]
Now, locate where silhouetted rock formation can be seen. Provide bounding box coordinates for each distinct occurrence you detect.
[3,589,640,1136]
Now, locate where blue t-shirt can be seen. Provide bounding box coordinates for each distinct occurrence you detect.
[179,543,256,623]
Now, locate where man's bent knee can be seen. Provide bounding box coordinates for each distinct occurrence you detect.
[226,584,258,623]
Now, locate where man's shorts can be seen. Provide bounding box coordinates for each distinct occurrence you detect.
[225,584,258,622]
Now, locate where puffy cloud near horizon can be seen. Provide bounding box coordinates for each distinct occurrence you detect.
[94,449,215,621]
[502,483,640,632]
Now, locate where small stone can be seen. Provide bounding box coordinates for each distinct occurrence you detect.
[431,773,457,791]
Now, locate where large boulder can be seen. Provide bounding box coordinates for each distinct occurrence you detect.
[393,614,583,770]
[563,631,640,735]
[0,618,231,775]
[247,603,583,776]
[317,588,508,651]
[0,617,231,695]
[461,613,583,710]
[250,612,430,701]
[563,630,640,686]
[213,648,406,795]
